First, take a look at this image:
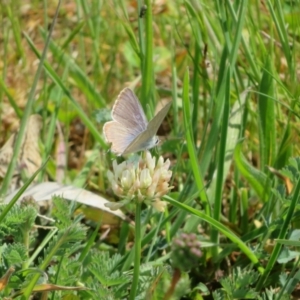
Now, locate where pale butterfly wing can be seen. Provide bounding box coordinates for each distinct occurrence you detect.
[103,88,172,155]
[122,131,157,155]
[111,88,148,135]
[122,101,172,155]
[104,88,148,155]
[146,101,172,138]
[103,121,140,155]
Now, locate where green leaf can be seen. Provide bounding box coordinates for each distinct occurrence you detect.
[234,143,271,202]
[165,195,264,274]
[182,69,209,211]
[258,57,276,168]
[277,247,300,264]
[40,28,106,107]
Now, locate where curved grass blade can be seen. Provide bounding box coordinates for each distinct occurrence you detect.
[182,69,209,213]
[0,1,61,197]
[256,172,300,290]
[258,57,276,168]
[234,143,271,202]
[140,0,154,109]
[211,68,230,258]
[39,29,106,107]
[164,195,264,274]
[0,157,49,223]
[24,33,107,150]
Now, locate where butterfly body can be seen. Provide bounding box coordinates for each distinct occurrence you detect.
[103,88,171,155]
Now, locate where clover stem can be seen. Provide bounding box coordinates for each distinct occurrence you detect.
[129,202,142,300]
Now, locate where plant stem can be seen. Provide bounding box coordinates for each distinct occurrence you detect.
[163,268,181,300]
[129,202,142,300]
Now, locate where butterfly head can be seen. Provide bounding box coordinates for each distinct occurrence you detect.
[154,136,160,146]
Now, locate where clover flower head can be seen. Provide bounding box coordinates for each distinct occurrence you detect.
[105,151,172,211]
[171,232,202,272]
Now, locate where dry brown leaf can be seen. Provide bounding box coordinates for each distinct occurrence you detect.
[5,181,126,223]
[267,166,293,195]
[13,282,87,298]
[19,114,43,176]
[55,121,66,183]
[0,267,15,291]
[31,283,87,292]
[0,114,42,192]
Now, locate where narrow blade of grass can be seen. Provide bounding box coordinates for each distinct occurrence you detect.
[267,0,293,77]
[182,68,209,214]
[258,57,276,168]
[0,77,22,118]
[211,68,230,259]
[24,32,107,150]
[256,171,300,289]
[0,157,49,223]
[234,143,271,202]
[40,29,106,107]
[0,1,62,196]
[165,195,264,274]
[140,0,154,110]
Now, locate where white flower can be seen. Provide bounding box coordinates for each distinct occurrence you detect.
[150,198,167,212]
[145,151,156,173]
[140,169,152,189]
[105,151,172,212]
[121,170,134,189]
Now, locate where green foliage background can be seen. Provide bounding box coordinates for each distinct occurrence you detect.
[1,0,300,299]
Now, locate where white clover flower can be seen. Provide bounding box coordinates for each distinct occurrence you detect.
[120,169,134,190]
[149,198,167,212]
[145,151,156,173]
[140,169,152,189]
[105,151,172,212]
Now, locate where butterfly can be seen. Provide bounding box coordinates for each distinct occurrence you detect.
[103,88,171,155]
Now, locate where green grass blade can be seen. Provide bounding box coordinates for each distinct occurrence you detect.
[140,0,154,108]
[258,57,276,168]
[234,143,271,202]
[165,195,264,274]
[182,69,209,213]
[240,188,249,233]
[61,20,86,49]
[256,172,300,289]
[137,0,145,74]
[171,40,179,136]
[0,1,62,196]
[40,67,70,181]
[275,124,292,169]
[184,0,207,141]
[79,0,95,38]
[40,29,106,107]
[229,1,248,65]
[228,2,260,79]
[211,68,230,259]
[73,148,100,187]
[121,21,140,58]
[0,77,22,118]
[208,89,248,207]
[267,0,293,75]
[200,48,227,175]
[0,158,49,223]
[5,3,24,62]
[24,33,107,150]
